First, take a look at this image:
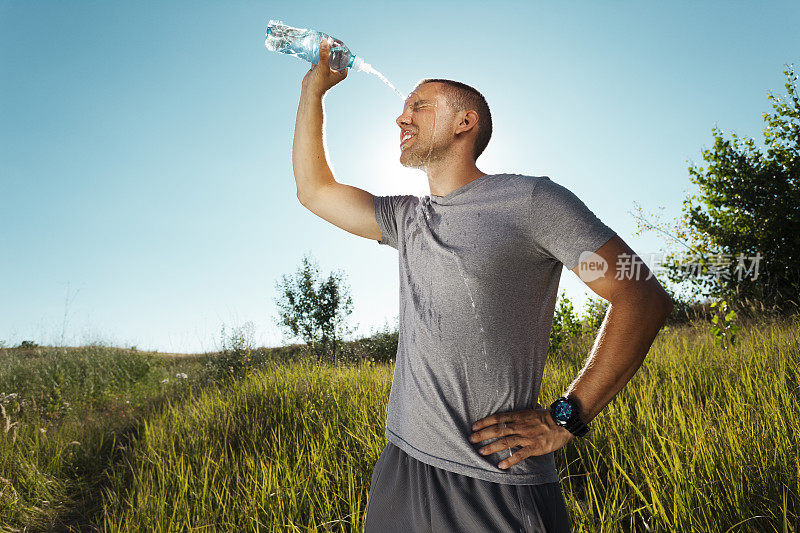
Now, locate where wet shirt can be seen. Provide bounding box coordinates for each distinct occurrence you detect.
[372,173,616,484]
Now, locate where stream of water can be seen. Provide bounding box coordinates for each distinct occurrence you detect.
[353,57,405,100]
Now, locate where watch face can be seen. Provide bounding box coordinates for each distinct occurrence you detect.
[554,401,573,422]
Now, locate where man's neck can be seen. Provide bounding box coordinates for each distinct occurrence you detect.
[426,158,486,198]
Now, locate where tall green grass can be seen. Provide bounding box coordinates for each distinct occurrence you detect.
[0,345,207,530]
[1,316,798,531]
[100,362,391,531]
[546,316,799,532]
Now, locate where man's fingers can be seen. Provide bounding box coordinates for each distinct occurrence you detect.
[319,38,331,67]
[478,436,525,456]
[498,446,539,470]
[472,417,494,432]
[472,411,517,432]
[469,421,516,443]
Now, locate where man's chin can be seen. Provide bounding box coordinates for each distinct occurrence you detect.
[399,154,414,168]
[399,151,423,169]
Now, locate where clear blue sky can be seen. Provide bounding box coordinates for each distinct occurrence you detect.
[1,1,797,353]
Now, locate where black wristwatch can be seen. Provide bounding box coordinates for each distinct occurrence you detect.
[549,396,590,438]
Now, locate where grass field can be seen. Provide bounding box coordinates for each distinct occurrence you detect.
[0,315,798,531]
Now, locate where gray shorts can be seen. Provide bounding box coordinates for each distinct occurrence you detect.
[364,442,571,533]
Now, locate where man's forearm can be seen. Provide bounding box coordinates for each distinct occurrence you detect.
[292,87,336,202]
[564,289,672,424]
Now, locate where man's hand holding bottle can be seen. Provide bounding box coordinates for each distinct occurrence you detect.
[301,38,348,97]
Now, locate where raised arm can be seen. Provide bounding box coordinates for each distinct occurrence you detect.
[293,38,382,242]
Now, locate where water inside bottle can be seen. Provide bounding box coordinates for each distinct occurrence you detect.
[266,21,405,100]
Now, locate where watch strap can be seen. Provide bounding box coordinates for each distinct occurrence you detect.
[565,417,590,437]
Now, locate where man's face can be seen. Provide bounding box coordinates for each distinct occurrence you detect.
[395,83,455,169]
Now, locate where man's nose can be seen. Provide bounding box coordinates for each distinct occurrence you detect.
[396,110,411,128]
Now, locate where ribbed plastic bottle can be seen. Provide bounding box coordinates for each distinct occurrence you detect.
[265,20,360,71]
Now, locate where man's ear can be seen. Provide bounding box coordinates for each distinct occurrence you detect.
[455,110,479,135]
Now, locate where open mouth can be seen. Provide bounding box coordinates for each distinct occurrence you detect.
[400,130,416,150]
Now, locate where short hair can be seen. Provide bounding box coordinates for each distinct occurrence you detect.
[414,78,492,161]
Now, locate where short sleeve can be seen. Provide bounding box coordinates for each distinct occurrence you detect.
[529,177,616,270]
[373,194,415,250]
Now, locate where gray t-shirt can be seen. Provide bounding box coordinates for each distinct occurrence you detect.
[373,173,616,484]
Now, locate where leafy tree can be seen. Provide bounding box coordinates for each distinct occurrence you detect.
[274,253,354,361]
[634,64,800,314]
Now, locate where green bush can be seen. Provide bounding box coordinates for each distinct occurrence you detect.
[204,323,256,381]
[17,340,38,349]
[581,296,610,334]
[549,292,583,359]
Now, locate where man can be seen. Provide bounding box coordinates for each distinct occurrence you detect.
[293,39,673,532]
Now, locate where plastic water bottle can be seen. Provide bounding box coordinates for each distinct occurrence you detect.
[265,20,358,71]
[264,20,406,99]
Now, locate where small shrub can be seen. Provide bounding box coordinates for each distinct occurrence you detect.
[582,297,609,334]
[709,299,740,349]
[205,322,256,381]
[549,292,583,359]
[17,340,38,349]
[333,321,399,364]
